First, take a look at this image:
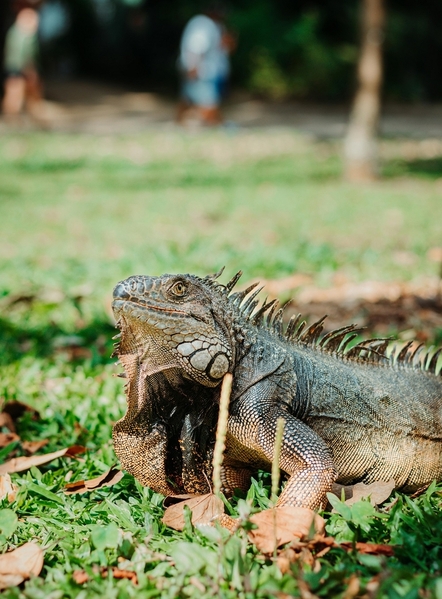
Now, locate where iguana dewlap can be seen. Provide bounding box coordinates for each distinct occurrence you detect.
[112,271,442,509]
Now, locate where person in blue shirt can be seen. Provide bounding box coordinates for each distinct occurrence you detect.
[177,5,235,125]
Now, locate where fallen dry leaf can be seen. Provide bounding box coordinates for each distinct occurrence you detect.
[0,445,86,475]
[297,577,320,599]
[162,494,195,507]
[64,466,123,494]
[111,567,138,584]
[21,440,49,455]
[2,401,39,423]
[340,541,395,556]
[0,413,16,433]
[342,574,360,599]
[248,507,325,554]
[72,570,89,584]
[0,474,18,502]
[0,542,44,589]
[162,493,224,531]
[0,433,20,448]
[73,567,137,585]
[345,479,395,506]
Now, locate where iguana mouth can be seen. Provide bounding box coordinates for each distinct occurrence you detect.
[113,297,189,316]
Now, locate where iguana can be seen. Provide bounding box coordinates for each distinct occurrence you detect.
[112,270,442,509]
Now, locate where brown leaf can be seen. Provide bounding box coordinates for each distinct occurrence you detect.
[162,494,195,508]
[0,474,18,502]
[111,567,138,584]
[345,479,395,506]
[22,440,49,455]
[0,413,16,433]
[340,541,395,556]
[297,577,320,599]
[64,466,123,494]
[342,574,360,599]
[2,401,39,423]
[0,445,86,475]
[0,433,20,448]
[248,507,325,554]
[0,542,44,589]
[162,493,224,531]
[73,570,89,584]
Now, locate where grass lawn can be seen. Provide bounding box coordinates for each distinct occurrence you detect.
[0,128,442,598]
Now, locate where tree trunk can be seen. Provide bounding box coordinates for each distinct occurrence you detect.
[344,0,385,181]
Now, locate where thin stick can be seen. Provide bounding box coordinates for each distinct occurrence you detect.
[271,417,285,505]
[212,373,233,498]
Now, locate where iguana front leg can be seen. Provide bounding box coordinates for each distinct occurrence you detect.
[227,397,336,510]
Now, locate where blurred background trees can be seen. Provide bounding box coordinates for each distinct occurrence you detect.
[1,0,442,103]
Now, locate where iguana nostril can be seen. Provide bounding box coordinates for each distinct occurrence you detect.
[113,283,130,299]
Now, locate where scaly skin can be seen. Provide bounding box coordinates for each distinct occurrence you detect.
[112,272,442,508]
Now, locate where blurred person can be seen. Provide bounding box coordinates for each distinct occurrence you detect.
[177,4,235,125]
[2,7,42,118]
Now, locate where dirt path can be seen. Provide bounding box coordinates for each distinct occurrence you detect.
[2,79,442,137]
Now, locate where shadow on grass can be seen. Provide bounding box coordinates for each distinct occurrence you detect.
[384,156,442,179]
[0,316,116,366]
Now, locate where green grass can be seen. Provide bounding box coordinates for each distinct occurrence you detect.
[1,129,442,598]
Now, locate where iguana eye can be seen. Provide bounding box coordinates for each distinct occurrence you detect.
[170,281,187,297]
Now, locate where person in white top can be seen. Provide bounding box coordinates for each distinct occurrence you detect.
[177,5,235,125]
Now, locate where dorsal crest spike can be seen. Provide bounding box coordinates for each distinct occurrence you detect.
[428,348,442,374]
[251,298,278,325]
[345,338,391,361]
[286,313,302,339]
[244,299,260,318]
[272,308,285,336]
[299,316,327,345]
[226,271,243,293]
[205,267,225,281]
[242,286,264,313]
[319,325,361,350]
[230,282,261,308]
[266,301,279,327]
[407,343,424,365]
[240,283,261,304]
[397,341,414,363]
[323,329,361,353]
[294,320,307,339]
[338,333,359,354]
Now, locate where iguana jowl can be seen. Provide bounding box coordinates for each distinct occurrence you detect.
[112,271,442,509]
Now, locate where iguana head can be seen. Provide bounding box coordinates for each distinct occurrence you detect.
[112,273,234,387]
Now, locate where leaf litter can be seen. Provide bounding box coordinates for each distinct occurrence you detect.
[162,493,224,531]
[247,506,325,554]
[331,479,395,506]
[64,465,124,494]
[0,445,86,475]
[0,543,44,590]
[0,474,18,502]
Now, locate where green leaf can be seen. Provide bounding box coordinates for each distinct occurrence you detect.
[0,509,18,538]
[90,522,120,551]
[326,492,352,520]
[350,500,377,531]
[27,482,65,505]
[357,553,383,572]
